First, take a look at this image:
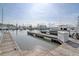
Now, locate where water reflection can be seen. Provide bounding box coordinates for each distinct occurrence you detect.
[10,30,60,51]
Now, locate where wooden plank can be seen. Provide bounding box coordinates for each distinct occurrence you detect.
[0,32,21,56]
[50,43,79,56]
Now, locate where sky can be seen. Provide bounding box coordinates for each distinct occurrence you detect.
[0,3,79,26]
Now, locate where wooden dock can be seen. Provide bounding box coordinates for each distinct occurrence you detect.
[50,43,79,56]
[0,32,21,56]
[22,43,79,56]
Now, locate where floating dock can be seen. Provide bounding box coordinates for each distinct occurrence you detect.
[27,31,62,44]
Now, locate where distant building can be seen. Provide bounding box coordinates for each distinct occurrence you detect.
[37,24,48,30]
[27,25,33,30]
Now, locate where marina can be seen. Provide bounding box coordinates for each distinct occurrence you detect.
[0,3,79,56]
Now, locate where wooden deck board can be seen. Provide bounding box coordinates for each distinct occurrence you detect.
[50,43,79,56]
[0,32,21,56]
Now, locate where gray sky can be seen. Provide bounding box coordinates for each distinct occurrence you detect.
[0,3,79,26]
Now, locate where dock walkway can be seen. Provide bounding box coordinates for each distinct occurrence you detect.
[50,43,79,56]
[0,32,21,56]
[22,43,79,56]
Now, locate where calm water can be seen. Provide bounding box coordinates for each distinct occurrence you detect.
[10,30,60,51]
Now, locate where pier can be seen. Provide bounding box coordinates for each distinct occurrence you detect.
[27,31,62,44]
[0,32,21,56]
[22,43,79,56]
